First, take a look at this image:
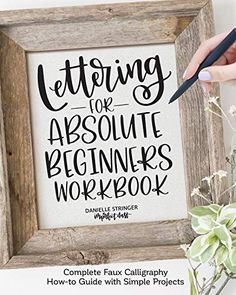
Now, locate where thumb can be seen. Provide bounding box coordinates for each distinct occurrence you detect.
[198,63,236,82]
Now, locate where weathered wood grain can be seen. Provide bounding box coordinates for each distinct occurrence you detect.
[19,219,194,255]
[4,245,185,269]
[175,0,227,208]
[0,0,226,269]
[197,1,228,205]
[0,32,38,254]
[1,16,194,51]
[0,83,13,267]
[0,1,208,26]
[0,0,208,51]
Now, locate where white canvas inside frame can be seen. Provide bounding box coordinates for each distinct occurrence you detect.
[27,44,188,229]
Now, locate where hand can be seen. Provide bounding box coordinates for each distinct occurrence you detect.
[183,29,236,93]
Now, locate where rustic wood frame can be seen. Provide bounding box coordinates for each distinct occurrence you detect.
[0,0,227,269]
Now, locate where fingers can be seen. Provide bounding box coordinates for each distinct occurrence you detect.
[199,78,236,96]
[198,63,236,82]
[222,79,236,86]
[183,30,231,80]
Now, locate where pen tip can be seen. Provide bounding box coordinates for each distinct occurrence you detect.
[168,96,176,104]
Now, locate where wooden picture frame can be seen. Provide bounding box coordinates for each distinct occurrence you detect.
[0,0,227,269]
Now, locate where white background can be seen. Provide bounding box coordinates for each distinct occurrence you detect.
[0,0,236,294]
[28,44,187,229]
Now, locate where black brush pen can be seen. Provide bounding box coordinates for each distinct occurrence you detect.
[169,28,236,104]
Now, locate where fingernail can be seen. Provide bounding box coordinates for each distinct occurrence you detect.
[183,69,187,79]
[199,71,212,81]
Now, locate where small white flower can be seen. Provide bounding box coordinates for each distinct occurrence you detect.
[208,96,219,105]
[213,170,227,179]
[202,176,213,185]
[191,187,201,197]
[229,105,236,117]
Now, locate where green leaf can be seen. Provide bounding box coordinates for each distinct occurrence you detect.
[191,217,202,234]
[188,269,198,295]
[190,206,216,218]
[215,245,228,266]
[198,239,219,263]
[228,218,236,230]
[219,203,236,226]
[221,202,236,213]
[229,248,236,266]
[198,215,216,231]
[224,257,236,274]
[209,204,222,214]
[232,237,236,247]
[191,216,214,234]
[190,256,201,263]
[218,215,236,229]
[214,225,232,249]
[189,234,212,259]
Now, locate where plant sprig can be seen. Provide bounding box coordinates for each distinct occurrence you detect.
[185,95,236,294]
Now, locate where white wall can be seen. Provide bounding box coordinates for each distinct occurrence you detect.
[0,1,235,294]
[213,0,236,153]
